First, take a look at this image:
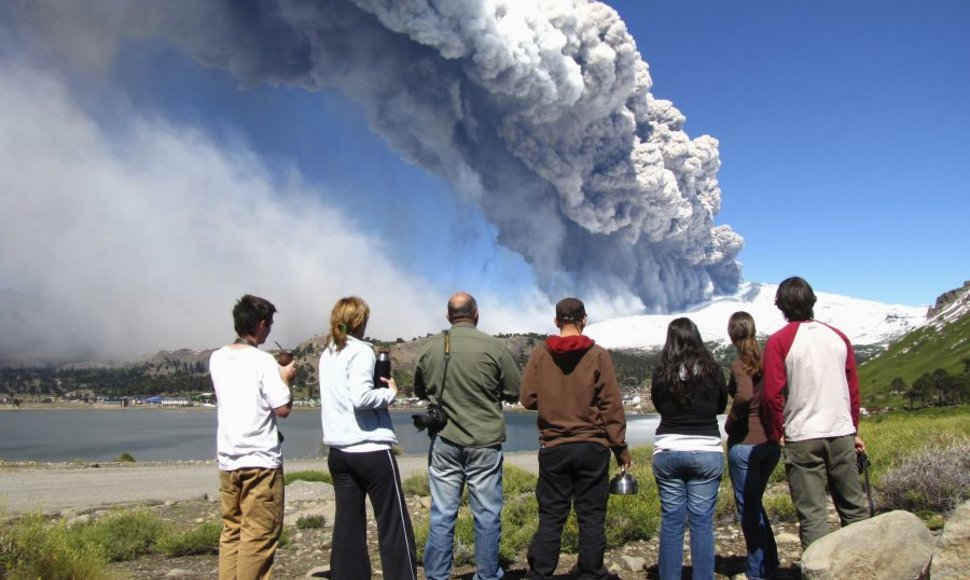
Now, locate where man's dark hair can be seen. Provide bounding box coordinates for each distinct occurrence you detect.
[233,294,277,337]
[775,277,816,322]
[447,293,478,321]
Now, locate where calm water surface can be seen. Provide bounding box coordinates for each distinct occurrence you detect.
[0,408,669,463]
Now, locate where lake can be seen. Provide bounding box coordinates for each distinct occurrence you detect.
[0,408,678,463]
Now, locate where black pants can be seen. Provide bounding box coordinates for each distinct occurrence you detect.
[328,447,417,580]
[528,442,611,580]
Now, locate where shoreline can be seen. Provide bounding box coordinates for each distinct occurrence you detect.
[0,451,542,516]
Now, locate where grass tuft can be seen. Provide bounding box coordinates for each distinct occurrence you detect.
[157,521,221,557]
[762,492,797,520]
[71,509,165,562]
[296,514,327,530]
[0,514,108,579]
[284,470,332,486]
[402,473,431,497]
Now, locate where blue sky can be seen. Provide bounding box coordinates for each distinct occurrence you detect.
[0,1,967,358]
[611,0,970,304]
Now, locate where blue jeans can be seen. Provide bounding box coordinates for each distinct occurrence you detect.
[652,450,724,580]
[728,443,780,580]
[424,437,504,580]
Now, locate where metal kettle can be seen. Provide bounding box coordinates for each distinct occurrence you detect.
[609,469,638,495]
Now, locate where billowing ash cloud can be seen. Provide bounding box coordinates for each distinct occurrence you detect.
[11,0,744,312]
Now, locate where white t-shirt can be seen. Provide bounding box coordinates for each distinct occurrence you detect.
[780,322,855,441]
[210,345,292,471]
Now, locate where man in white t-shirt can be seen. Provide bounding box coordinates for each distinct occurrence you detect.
[210,294,295,580]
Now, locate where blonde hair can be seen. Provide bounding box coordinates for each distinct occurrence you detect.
[728,311,762,377]
[327,296,370,352]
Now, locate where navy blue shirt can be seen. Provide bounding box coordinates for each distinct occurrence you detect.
[651,365,728,439]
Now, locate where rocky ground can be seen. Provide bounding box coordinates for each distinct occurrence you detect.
[101,480,810,579]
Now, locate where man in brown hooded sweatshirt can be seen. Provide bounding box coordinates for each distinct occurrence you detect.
[520,297,631,580]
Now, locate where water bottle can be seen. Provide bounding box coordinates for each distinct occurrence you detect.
[374,350,391,388]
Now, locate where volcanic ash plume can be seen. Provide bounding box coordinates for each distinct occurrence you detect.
[34,0,745,312]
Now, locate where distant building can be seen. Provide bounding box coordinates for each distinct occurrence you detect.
[66,389,96,403]
[160,397,192,407]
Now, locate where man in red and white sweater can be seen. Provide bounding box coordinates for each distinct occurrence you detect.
[763,277,869,549]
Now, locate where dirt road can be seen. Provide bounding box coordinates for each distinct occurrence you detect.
[0,451,540,515]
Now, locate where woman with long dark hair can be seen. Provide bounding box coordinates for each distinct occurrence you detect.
[318,296,417,580]
[651,317,728,579]
[726,311,779,579]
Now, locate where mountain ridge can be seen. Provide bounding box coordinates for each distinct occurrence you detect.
[585,282,927,352]
[856,281,970,405]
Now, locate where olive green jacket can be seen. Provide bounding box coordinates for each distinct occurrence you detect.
[414,322,521,447]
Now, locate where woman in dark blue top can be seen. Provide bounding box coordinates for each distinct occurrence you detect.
[651,317,728,579]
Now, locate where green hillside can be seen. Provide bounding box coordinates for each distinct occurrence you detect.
[858,309,970,407]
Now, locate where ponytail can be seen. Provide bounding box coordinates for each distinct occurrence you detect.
[326,297,370,352]
[728,311,762,377]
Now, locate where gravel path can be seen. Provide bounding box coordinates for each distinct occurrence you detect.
[0,451,540,515]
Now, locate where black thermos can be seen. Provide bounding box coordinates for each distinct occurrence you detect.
[374,350,391,388]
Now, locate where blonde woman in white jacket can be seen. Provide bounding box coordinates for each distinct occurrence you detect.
[319,296,416,580]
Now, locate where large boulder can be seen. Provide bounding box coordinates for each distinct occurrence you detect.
[801,510,933,580]
[932,500,970,579]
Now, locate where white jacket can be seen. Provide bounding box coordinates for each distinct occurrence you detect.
[319,336,398,448]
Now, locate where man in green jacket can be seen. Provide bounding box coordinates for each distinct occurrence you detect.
[414,291,521,580]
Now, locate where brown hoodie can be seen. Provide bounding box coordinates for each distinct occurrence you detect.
[520,335,631,465]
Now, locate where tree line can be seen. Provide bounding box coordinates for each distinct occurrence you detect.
[890,358,970,409]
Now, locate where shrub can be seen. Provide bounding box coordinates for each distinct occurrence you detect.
[499,493,539,564]
[413,514,429,562]
[115,452,136,463]
[296,514,327,530]
[71,509,166,562]
[0,514,107,579]
[762,492,797,521]
[284,470,332,486]
[157,521,221,557]
[714,484,735,520]
[502,465,537,496]
[603,490,660,547]
[402,473,430,497]
[875,436,970,513]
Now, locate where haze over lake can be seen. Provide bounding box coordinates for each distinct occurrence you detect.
[0,409,672,463]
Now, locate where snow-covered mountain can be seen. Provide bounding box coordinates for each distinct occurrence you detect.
[925,281,970,329]
[585,282,927,351]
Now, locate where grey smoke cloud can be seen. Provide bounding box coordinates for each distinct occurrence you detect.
[115,0,743,311]
[0,59,446,361]
[0,0,745,360]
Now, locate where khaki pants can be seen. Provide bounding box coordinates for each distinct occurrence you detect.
[219,467,285,580]
[784,435,868,548]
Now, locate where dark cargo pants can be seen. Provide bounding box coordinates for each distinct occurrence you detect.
[784,434,869,548]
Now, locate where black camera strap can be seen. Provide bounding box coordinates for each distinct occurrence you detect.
[433,330,451,408]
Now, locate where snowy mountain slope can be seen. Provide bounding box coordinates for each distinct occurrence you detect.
[585,282,927,350]
[926,281,970,329]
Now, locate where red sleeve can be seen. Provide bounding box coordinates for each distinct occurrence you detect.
[847,343,860,429]
[762,323,797,441]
